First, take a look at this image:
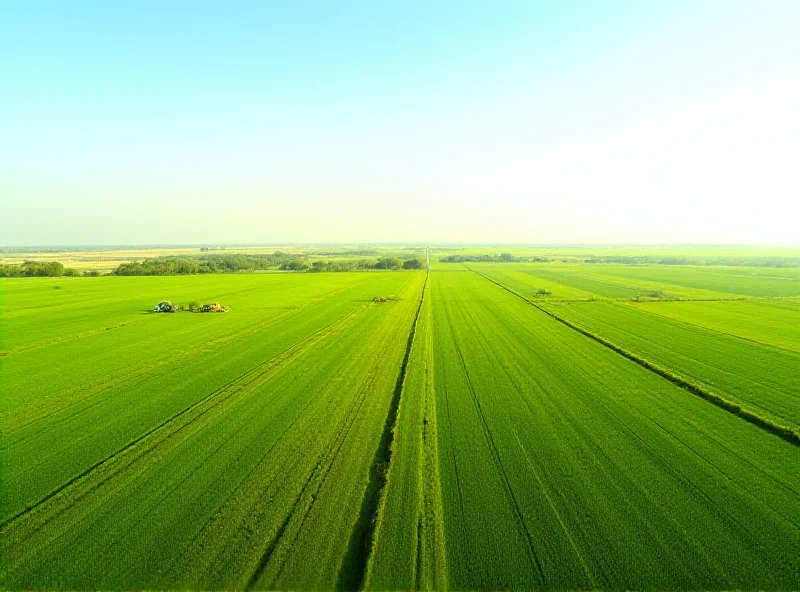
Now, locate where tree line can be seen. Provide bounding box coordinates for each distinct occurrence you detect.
[439,252,800,268]
[440,253,551,263]
[584,255,800,267]
[113,253,425,276]
[0,261,84,277]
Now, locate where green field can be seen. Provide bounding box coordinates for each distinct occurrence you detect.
[2,260,800,589]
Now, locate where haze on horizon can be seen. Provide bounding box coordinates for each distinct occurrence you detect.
[2,1,799,247]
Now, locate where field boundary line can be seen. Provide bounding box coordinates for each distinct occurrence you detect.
[621,301,800,358]
[268,311,392,588]
[341,270,428,591]
[469,267,800,447]
[445,298,547,586]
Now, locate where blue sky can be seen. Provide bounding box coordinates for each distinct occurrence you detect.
[2,1,799,245]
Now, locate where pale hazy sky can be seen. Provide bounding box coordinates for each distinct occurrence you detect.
[2,1,799,246]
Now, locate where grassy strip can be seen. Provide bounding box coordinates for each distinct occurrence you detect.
[416,297,448,590]
[471,268,800,447]
[363,273,447,590]
[339,271,428,590]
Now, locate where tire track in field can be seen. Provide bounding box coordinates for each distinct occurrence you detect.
[509,427,597,586]
[444,296,547,588]
[478,297,694,584]
[88,348,340,577]
[10,277,374,435]
[645,412,800,533]
[439,330,472,583]
[8,311,287,435]
[9,302,308,437]
[5,278,366,355]
[164,357,339,583]
[5,315,156,355]
[3,313,367,574]
[470,268,800,447]
[550,362,741,584]
[243,468,318,590]
[590,388,797,578]
[462,297,603,586]
[254,310,393,590]
[338,271,429,591]
[562,344,800,580]
[0,305,368,531]
[162,318,377,583]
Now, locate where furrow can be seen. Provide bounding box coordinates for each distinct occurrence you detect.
[448,318,547,588]
[0,305,367,530]
[470,268,800,446]
[342,270,428,590]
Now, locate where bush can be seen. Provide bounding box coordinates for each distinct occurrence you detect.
[374,257,402,270]
[372,295,399,303]
[0,261,65,277]
[402,257,424,269]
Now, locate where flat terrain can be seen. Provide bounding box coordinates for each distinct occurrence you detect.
[2,260,799,589]
[2,273,426,589]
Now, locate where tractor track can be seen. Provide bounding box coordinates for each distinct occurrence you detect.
[87,345,350,576]
[337,270,429,591]
[469,267,800,447]
[9,279,371,436]
[262,312,391,589]
[445,299,547,587]
[0,305,368,531]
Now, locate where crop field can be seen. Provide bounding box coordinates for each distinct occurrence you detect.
[369,268,800,589]
[1,272,426,589]
[472,262,800,300]
[2,261,800,589]
[536,300,800,427]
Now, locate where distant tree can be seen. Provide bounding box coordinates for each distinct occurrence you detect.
[375,257,402,270]
[402,257,424,269]
[279,259,310,271]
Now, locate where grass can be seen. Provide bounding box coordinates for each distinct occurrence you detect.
[537,300,800,428]
[1,271,427,589]
[470,262,800,300]
[369,270,800,589]
[2,258,800,590]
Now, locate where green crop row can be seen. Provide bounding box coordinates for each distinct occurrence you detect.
[474,269,800,442]
[535,300,800,429]
[1,272,426,589]
[365,272,448,590]
[631,299,800,353]
[470,262,800,301]
[369,270,800,589]
[3,265,800,590]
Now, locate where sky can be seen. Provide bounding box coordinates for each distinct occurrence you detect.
[2,0,799,246]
